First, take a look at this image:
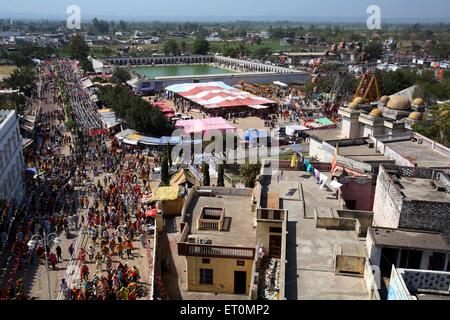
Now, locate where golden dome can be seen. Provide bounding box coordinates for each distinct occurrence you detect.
[413,98,424,106]
[348,102,359,109]
[369,108,383,117]
[380,96,390,103]
[387,96,410,110]
[353,97,365,105]
[408,112,423,120]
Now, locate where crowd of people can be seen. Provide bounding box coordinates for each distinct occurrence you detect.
[0,62,78,300]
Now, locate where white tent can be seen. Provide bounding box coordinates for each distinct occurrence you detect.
[273,81,288,88]
[248,104,270,110]
[285,125,310,136]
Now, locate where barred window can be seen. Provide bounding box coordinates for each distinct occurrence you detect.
[199,268,213,285]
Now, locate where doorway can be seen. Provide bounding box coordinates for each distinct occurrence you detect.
[380,247,398,276]
[234,271,247,294]
[429,252,446,271]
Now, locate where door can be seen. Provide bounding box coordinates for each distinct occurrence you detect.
[234,271,247,294]
[380,247,398,276]
[269,235,282,259]
[429,252,446,271]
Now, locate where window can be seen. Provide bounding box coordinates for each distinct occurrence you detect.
[199,269,213,285]
[202,258,211,264]
[236,260,245,266]
[269,227,282,234]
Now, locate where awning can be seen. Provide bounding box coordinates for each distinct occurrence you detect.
[273,81,288,87]
[248,104,270,110]
[152,186,180,201]
[115,129,137,140]
[315,118,335,126]
[286,125,310,136]
[22,138,34,149]
[140,136,162,146]
[123,138,139,146]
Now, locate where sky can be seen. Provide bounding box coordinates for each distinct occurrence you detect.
[1,0,450,22]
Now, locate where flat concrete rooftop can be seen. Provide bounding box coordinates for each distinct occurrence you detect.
[262,170,369,300]
[309,128,344,142]
[186,194,256,248]
[338,143,391,163]
[386,140,450,168]
[394,176,450,202]
[370,227,450,252]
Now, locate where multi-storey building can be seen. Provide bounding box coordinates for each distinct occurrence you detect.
[0,110,25,201]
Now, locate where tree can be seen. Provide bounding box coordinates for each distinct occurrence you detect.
[112,67,131,84]
[164,143,172,167]
[252,47,272,60]
[163,39,180,56]
[161,156,170,186]
[413,104,450,147]
[181,41,187,54]
[222,46,238,58]
[203,163,210,186]
[92,18,110,34]
[97,86,173,136]
[69,34,90,60]
[4,67,36,97]
[79,58,94,73]
[118,20,128,31]
[428,104,450,144]
[192,38,210,55]
[217,164,225,187]
[240,161,261,188]
[363,41,384,60]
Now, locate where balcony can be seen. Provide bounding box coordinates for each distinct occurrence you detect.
[178,241,255,260]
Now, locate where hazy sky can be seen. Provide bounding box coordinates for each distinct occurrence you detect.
[2,0,450,20]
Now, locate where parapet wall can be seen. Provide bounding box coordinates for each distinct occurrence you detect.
[399,200,450,241]
[400,269,450,293]
[372,165,403,228]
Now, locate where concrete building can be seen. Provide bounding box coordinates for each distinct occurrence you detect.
[387,266,450,300]
[310,128,450,171]
[367,227,450,277]
[177,186,287,299]
[260,161,378,300]
[372,165,450,241]
[338,92,430,140]
[0,110,25,201]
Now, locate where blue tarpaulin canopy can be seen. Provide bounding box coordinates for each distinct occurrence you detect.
[243,129,270,141]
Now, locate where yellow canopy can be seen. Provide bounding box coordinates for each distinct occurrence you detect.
[98,108,111,113]
[126,133,144,141]
[170,169,199,186]
[152,186,180,201]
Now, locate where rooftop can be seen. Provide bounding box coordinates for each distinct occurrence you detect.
[337,143,391,163]
[0,109,13,125]
[386,140,450,168]
[309,128,344,142]
[369,227,450,252]
[185,192,256,248]
[392,175,450,202]
[261,170,369,300]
